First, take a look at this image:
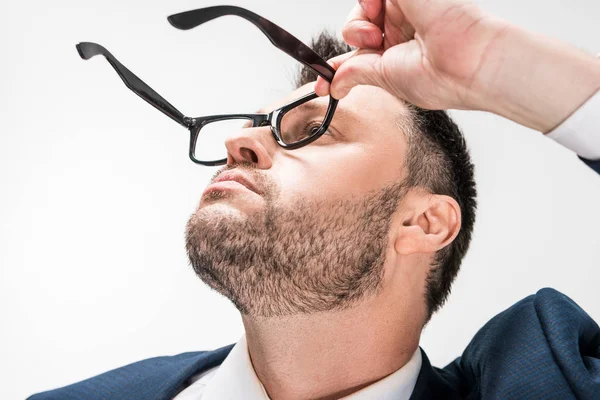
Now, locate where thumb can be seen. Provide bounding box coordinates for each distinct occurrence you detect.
[314,51,357,97]
[329,49,385,99]
[358,0,383,20]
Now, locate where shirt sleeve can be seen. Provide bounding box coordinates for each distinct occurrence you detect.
[546,89,600,161]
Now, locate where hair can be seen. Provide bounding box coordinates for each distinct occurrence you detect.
[295,31,477,321]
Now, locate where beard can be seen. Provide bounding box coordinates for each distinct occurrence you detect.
[186,166,404,317]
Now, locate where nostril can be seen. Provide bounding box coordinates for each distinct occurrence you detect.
[240,147,259,164]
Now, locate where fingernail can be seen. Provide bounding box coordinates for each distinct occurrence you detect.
[359,0,366,10]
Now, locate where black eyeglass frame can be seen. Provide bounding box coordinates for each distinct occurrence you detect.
[76,5,338,166]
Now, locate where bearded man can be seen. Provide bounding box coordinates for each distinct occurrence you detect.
[30,0,600,399]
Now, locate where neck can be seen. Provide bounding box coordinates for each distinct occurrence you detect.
[242,290,423,400]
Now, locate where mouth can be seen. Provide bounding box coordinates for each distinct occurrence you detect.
[202,170,261,197]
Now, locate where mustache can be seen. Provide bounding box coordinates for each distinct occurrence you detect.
[211,161,259,182]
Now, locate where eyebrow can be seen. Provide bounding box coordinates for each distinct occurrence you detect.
[254,97,328,115]
[294,101,355,127]
[288,100,323,114]
[243,99,354,129]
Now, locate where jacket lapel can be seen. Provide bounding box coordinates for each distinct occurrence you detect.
[409,349,461,400]
[28,345,234,400]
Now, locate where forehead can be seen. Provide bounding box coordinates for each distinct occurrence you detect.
[265,82,408,116]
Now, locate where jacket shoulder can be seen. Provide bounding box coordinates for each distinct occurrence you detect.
[447,288,600,399]
[27,344,234,400]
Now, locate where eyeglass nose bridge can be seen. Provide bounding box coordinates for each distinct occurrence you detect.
[252,114,272,128]
[250,111,282,141]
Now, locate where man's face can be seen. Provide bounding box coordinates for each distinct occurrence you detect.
[186,83,412,317]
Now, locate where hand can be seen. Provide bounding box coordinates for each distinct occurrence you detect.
[316,0,600,133]
[316,0,505,111]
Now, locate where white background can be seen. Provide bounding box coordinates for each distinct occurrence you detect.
[1,0,599,399]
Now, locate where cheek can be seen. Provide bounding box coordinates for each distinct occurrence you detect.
[274,143,395,203]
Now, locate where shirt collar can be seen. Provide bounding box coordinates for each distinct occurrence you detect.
[201,335,270,399]
[202,334,422,400]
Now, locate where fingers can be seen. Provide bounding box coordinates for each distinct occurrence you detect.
[329,49,385,99]
[342,4,384,49]
[358,0,383,20]
[314,51,356,97]
[314,77,330,97]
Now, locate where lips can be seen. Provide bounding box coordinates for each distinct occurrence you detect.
[208,170,261,195]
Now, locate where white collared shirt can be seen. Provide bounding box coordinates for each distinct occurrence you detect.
[173,334,422,400]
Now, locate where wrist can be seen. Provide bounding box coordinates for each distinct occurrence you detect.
[470,21,600,132]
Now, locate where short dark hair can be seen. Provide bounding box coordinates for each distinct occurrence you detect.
[296,31,477,321]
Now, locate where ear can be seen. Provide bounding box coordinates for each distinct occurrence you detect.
[393,191,461,255]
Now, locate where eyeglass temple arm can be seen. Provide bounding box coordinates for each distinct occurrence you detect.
[76,42,189,128]
[167,5,336,83]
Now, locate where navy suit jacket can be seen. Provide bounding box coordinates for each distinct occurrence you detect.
[28,288,600,400]
[581,157,600,174]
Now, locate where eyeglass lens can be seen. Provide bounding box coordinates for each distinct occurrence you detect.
[193,95,330,163]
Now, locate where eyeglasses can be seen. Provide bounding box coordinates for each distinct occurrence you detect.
[76,5,338,166]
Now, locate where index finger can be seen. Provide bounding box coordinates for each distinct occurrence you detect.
[359,0,384,20]
[343,4,384,49]
[314,51,356,96]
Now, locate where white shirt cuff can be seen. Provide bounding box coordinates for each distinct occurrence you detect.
[546,89,600,161]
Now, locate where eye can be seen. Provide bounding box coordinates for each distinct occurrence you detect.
[306,121,331,136]
[281,120,334,144]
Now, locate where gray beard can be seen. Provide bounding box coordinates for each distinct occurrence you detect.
[185,171,404,317]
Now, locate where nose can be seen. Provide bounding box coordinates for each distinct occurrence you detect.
[224,126,275,169]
